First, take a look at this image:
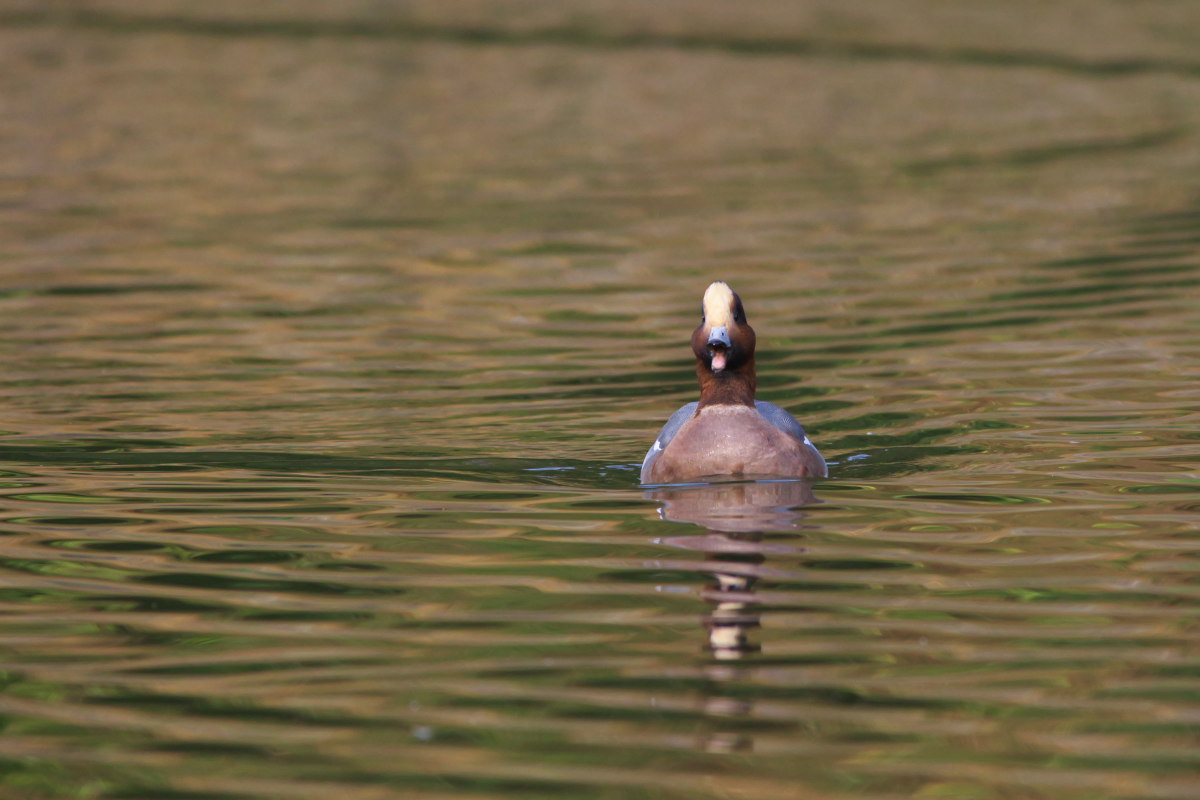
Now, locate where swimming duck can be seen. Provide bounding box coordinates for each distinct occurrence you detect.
[640,281,827,484]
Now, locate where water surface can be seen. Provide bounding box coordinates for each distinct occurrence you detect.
[1,4,1198,799]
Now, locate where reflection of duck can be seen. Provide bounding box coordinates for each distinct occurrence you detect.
[641,282,827,485]
[645,480,819,751]
[649,480,816,661]
[651,479,816,534]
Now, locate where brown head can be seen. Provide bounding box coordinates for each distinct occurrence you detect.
[692,281,756,407]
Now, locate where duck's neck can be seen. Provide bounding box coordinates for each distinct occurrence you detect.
[696,357,756,408]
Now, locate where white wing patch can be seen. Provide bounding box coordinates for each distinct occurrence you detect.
[802,436,830,478]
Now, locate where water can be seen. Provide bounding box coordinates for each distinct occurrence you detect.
[2,5,1199,799]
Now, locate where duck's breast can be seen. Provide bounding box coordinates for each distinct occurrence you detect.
[643,404,825,483]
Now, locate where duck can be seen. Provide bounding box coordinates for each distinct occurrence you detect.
[640,281,827,484]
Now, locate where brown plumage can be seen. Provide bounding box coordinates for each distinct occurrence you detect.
[641,282,827,484]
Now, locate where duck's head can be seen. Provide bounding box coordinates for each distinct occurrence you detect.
[691,281,755,375]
